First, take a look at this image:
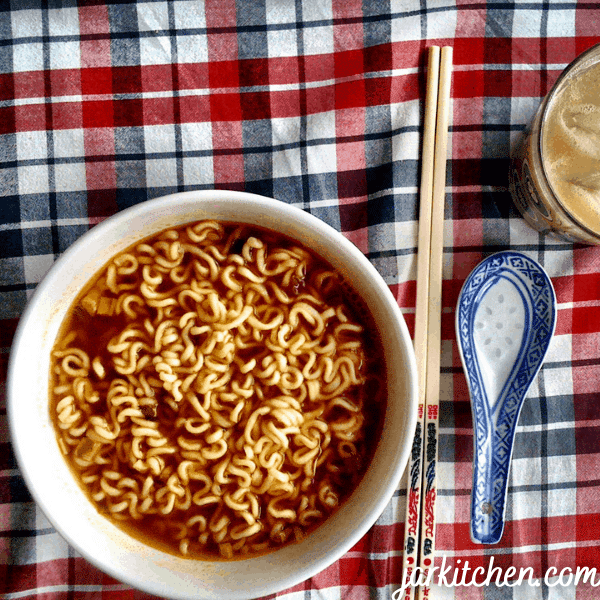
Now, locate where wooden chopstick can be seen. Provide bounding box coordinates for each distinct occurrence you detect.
[400,45,440,600]
[401,45,452,600]
[416,44,452,600]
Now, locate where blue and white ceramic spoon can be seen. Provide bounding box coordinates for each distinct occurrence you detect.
[456,251,556,544]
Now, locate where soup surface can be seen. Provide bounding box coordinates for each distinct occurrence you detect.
[50,220,386,559]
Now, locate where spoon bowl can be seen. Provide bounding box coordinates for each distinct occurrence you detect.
[456,251,556,544]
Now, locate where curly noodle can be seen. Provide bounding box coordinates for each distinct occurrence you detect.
[51,220,385,559]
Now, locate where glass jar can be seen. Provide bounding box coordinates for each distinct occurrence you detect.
[509,43,600,245]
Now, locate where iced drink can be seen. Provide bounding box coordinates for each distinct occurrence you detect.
[509,44,600,244]
[542,60,600,236]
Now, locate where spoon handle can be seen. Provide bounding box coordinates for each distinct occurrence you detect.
[470,398,516,544]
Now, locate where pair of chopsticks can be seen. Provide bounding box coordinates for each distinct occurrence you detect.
[401,46,453,600]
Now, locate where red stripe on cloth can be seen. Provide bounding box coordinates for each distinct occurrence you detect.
[0,107,15,135]
[205,0,243,187]
[574,375,600,416]
[82,102,114,130]
[81,67,112,96]
[573,245,600,276]
[179,95,211,123]
[554,308,571,337]
[210,120,244,185]
[333,0,367,252]
[240,91,271,121]
[50,69,81,97]
[440,311,456,342]
[573,272,600,303]
[453,69,562,99]
[112,66,143,95]
[6,69,421,136]
[5,40,595,104]
[4,563,37,594]
[547,37,578,64]
[403,313,415,339]
[577,452,600,483]
[390,72,420,105]
[553,275,574,303]
[575,422,600,456]
[576,36,600,55]
[454,432,473,464]
[483,70,512,97]
[270,89,301,119]
[143,97,175,126]
[0,73,13,102]
[209,59,240,89]
[340,556,394,589]
[100,592,136,600]
[390,40,423,71]
[335,49,365,79]
[305,85,334,114]
[0,442,12,472]
[576,546,600,574]
[13,71,45,99]
[453,70,485,99]
[36,559,70,589]
[455,37,573,66]
[449,263,479,312]
[350,523,404,555]
[80,38,112,69]
[53,101,83,130]
[177,63,210,90]
[335,79,367,110]
[507,516,576,550]
[364,43,393,74]
[0,318,19,350]
[455,6,486,39]
[452,130,483,160]
[577,512,600,543]
[239,58,270,89]
[576,3,600,38]
[267,56,300,86]
[79,5,111,72]
[390,279,416,311]
[113,99,144,128]
[305,54,335,83]
[453,96,484,161]
[79,4,110,36]
[366,74,392,106]
[72,556,105,584]
[14,104,45,132]
[84,130,115,182]
[571,307,600,335]
[84,126,116,218]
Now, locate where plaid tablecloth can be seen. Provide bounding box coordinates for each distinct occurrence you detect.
[2,1,600,599]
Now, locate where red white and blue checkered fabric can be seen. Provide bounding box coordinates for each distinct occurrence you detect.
[2,1,600,599]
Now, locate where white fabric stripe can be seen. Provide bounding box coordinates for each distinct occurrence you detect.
[444,419,598,436]
[3,584,131,599]
[6,67,421,107]
[557,300,600,310]
[0,217,105,232]
[454,63,569,72]
[437,537,599,559]
[291,187,419,210]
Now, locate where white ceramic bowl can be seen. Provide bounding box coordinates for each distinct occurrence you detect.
[8,190,418,600]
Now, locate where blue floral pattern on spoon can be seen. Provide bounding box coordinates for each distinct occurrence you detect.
[456,251,557,544]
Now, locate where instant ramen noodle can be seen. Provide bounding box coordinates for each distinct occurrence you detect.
[50,220,386,559]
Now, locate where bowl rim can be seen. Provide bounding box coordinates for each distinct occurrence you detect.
[7,189,418,600]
